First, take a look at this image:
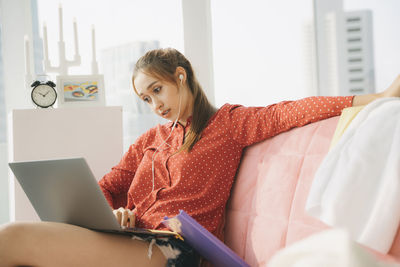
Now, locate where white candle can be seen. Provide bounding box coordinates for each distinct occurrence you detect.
[43,22,49,61]
[59,3,63,42]
[24,35,31,75]
[73,17,79,55]
[91,25,96,60]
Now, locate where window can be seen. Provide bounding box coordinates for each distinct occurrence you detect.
[37,0,184,149]
[0,21,9,224]
[0,24,5,143]
[211,0,314,107]
[344,0,400,92]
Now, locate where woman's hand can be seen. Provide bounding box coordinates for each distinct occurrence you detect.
[352,74,400,106]
[113,207,135,228]
[382,74,400,98]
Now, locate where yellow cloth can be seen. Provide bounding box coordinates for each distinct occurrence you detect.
[330,105,365,149]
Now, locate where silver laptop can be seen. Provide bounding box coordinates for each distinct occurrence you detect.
[8,157,174,237]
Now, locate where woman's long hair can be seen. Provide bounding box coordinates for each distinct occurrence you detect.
[132,48,216,152]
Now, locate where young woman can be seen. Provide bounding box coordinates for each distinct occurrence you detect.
[0,48,399,267]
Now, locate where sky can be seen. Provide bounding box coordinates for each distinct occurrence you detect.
[37,0,400,107]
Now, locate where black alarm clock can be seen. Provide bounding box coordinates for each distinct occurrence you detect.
[31,80,57,108]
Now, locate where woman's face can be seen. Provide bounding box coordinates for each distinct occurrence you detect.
[134,71,193,124]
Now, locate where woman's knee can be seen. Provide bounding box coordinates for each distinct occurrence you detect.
[0,222,31,248]
[0,222,32,265]
[0,222,21,242]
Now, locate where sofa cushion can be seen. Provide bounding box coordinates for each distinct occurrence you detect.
[224,116,400,266]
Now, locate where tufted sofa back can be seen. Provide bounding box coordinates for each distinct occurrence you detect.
[224,116,400,266]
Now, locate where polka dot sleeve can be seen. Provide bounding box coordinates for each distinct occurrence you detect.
[223,96,354,146]
[98,132,148,209]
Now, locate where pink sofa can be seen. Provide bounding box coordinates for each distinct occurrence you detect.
[224,116,400,266]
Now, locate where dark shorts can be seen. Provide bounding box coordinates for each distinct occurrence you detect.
[132,234,201,267]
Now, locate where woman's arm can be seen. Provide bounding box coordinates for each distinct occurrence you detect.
[352,74,400,106]
[98,133,148,209]
[222,96,353,147]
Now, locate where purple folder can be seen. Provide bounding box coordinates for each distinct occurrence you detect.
[162,210,249,267]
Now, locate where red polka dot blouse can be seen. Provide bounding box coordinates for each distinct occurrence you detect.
[98,96,353,240]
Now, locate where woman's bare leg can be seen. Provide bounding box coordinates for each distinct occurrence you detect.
[0,221,167,267]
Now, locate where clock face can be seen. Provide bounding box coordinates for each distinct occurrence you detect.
[31,84,57,108]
